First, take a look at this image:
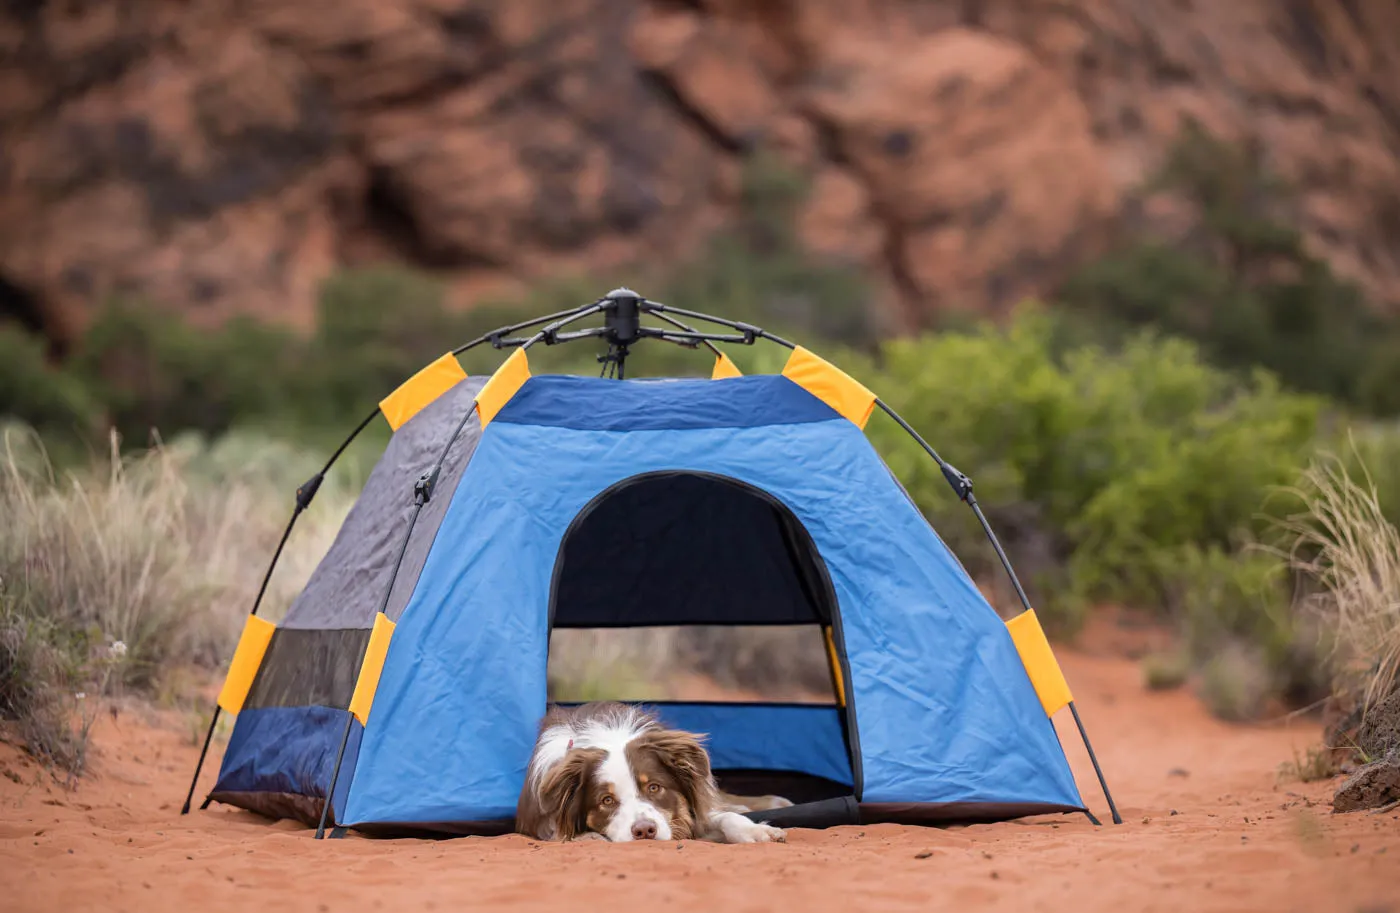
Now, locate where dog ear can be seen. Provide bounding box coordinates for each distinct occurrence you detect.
[539,747,604,841]
[634,729,715,817]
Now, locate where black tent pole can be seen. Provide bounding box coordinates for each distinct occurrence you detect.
[180,466,331,815]
[316,485,425,839]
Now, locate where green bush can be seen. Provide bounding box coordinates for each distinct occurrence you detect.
[0,326,97,441]
[73,299,298,446]
[865,306,1319,632]
[1169,544,1325,705]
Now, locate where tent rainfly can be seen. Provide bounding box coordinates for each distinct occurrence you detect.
[181,289,1121,838]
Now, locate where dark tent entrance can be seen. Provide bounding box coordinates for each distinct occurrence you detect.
[546,470,863,819]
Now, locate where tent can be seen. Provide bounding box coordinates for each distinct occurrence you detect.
[183,290,1120,837]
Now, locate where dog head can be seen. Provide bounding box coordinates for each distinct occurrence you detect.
[538,727,715,842]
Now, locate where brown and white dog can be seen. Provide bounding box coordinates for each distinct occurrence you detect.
[515,702,791,844]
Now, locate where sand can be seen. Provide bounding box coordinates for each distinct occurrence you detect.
[2,647,1398,913]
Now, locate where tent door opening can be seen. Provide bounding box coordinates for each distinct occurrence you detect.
[546,470,863,813]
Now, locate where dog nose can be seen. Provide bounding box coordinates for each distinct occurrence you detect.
[631,820,657,840]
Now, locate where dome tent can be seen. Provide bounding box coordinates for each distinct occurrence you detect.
[182,289,1121,838]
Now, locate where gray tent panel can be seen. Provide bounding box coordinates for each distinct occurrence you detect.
[280,376,487,630]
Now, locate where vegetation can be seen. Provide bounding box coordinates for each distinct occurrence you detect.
[1279,452,1400,716]
[0,426,357,776]
[3,133,1400,775]
[869,311,1320,627]
[1057,120,1400,417]
[1141,650,1190,692]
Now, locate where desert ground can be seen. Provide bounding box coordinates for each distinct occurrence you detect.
[2,642,1397,913]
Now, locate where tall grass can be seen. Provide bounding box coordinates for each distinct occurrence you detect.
[1279,452,1400,715]
[0,424,353,776]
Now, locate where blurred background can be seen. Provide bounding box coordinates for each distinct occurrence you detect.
[1,1,1398,781]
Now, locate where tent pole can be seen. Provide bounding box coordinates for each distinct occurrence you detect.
[181,706,220,815]
[451,301,605,358]
[315,461,438,839]
[970,492,1122,824]
[181,493,307,815]
[181,401,386,816]
[1070,701,1123,825]
[316,712,357,839]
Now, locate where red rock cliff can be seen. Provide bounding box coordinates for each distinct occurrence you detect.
[2,0,1398,348]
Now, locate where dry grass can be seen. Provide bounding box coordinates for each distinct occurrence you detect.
[1277,451,1400,716]
[1277,743,1341,784]
[0,424,352,776]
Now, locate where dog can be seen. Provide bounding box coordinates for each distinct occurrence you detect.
[515,702,791,844]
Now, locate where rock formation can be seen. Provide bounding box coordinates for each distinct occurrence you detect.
[2,0,1398,350]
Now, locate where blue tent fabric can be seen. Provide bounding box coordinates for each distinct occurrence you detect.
[336,375,1083,827]
[215,706,361,800]
[611,702,855,787]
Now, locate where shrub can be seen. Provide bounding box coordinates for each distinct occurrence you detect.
[299,267,472,424]
[1196,641,1273,722]
[1277,744,1341,784]
[1141,651,1190,691]
[0,591,90,777]
[865,306,1319,628]
[73,299,298,445]
[0,326,97,442]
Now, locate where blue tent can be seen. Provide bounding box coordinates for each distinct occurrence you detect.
[191,292,1117,836]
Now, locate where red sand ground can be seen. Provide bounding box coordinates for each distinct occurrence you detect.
[2,647,1397,913]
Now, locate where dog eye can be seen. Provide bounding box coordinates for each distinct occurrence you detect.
[647,783,661,794]
[600,796,614,807]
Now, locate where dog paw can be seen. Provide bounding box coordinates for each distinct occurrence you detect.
[739,823,786,844]
[566,832,609,843]
[767,795,794,809]
[723,820,786,844]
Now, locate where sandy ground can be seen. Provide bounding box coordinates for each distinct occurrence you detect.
[2,648,1398,913]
